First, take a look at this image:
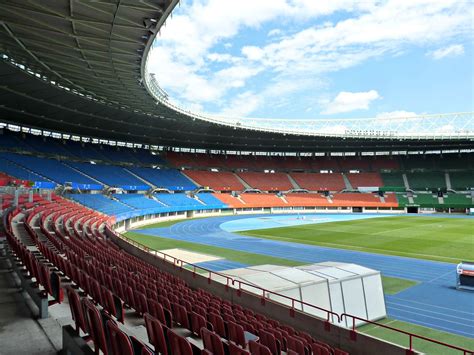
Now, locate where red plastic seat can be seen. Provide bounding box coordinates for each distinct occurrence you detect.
[228,342,250,355]
[107,320,134,355]
[190,311,210,337]
[259,330,280,355]
[286,336,306,355]
[171,302,190,329]
[249,340,272,355]
[208,313,226,338]
[82,298,108,355]
[65,286,87,335]
[144,313,169,355]
[227,321,246,348]
[201,327,225,355]
[168,329,193,355]
[311,343,331,355]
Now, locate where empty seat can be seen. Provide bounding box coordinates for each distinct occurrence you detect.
[107,320,134,355]
[249,340,272,355]
[83,298,109,355]
[144,313,169,355]
[65,286,87,335]
[227,321,246,348]
[201,327,225,355]
[167,329,193,355]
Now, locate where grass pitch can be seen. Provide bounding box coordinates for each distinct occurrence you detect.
[239,216,474,263]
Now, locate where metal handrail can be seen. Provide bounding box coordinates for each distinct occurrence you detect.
[341,314,474,355]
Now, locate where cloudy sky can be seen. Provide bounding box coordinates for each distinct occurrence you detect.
[147,0,473,120]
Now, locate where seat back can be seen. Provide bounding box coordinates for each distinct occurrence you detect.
[249,340,272,355]
[208,313,226,338]
[201,327,225,355]
[227,321,246,348]
[311,343,331,355]
[228,342,250,355]
[286,336,305,355]
[65,286,87,334]
[190,311,208,337]
[144,313,169,355]
[107,320,134,355]
[259,330,280,355]
[171,302,190,329]
[167,329,193,355]
[82,298,108,355]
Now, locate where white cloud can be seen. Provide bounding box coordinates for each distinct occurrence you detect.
[149,0,472,117]
[428,44,464,60]
[321,90,381,114]
[267,29,282,37]
[376,110,418,119]
[219,91,262,117]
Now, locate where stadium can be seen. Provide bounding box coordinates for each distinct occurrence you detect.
[0,1,473,355]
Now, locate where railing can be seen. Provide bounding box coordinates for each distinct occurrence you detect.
[109,224,474,355]
[342,314,474,355]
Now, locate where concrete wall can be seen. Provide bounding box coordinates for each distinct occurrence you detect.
[107,229,420,355]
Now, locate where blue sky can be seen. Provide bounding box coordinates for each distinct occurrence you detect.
[147,0,473,120]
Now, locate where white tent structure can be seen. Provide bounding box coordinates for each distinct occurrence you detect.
[220,262,386,327]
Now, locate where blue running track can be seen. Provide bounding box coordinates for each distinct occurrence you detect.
[135,214,474,338]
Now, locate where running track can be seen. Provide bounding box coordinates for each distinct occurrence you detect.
[135,214,474,338]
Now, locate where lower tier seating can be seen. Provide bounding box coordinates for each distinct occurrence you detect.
[3,193,350,355]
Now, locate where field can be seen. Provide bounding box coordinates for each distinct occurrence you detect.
[239,216,474,263]
[126,215,474,353]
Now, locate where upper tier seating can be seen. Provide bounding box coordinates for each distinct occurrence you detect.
[346,173,384,188]
[370,158,400,171]
[0,156,49,184]
[290,173,346,191]
[68,194,135,216]
[284,193,331,206]
[69,162,149,190]
[237,172,293,191]
[331,193,389,207]
[129,167,196,191]
[381,172,405,188]
[0,152,101,189]
[1,129,165,165]
[406,172,446,190]
[183,170,245,191]
[449,171,473,190]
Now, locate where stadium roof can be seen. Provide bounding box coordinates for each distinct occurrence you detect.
[0,0,473,153]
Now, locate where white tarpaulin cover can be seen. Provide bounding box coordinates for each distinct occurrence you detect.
[220,262,386,327]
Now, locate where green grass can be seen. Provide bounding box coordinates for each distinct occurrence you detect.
[239,216,474,263]
[137,217,203,229]
[125,231,417,293]
[359,318,474,354]
[382,276,418,295]
[124,231,303,267]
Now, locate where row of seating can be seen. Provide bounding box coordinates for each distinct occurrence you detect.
[1,150,472,192]
[167,152,474,172]
[0,129,164,165]
[3,193,350,355]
